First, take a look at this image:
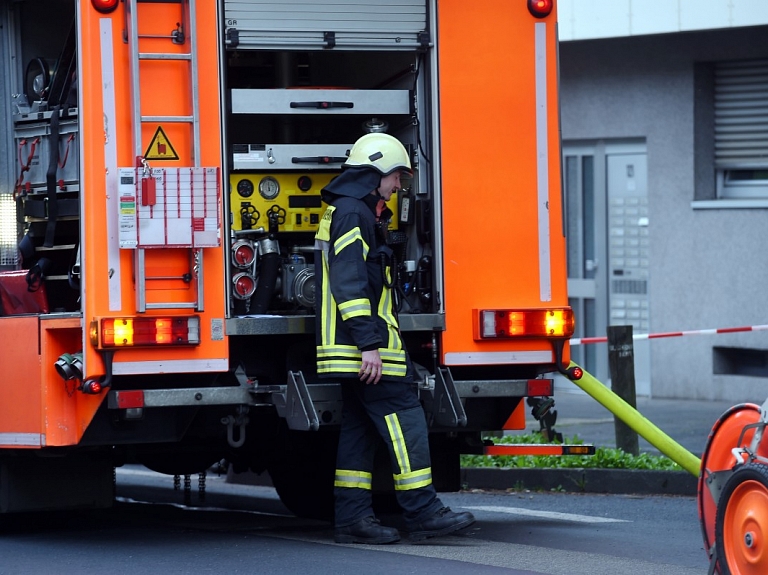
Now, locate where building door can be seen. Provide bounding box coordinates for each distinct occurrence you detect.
[563,141,650,395]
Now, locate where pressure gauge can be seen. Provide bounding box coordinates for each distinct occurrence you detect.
[236,178,254,198]
[258,176,280,200]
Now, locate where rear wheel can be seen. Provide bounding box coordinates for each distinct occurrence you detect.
[267,426,338,521]
[715,463,768,575]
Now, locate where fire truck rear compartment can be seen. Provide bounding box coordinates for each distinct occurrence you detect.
[0,0,570,519]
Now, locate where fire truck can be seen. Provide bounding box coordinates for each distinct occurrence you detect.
[0,0,574,518]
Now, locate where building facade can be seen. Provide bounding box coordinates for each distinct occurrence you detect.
[559,1,768,401]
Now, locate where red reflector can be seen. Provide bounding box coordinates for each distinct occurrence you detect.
[91,0,119,13]
[116,390,145,409]
[528,0,553,18]
[527,379,553,397]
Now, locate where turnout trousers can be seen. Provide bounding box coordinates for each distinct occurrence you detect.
[334,378,444,528]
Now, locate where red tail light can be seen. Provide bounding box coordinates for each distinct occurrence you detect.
[100,317,200,347]
[81,380,103,394]
[528,0,554,18]
[569,366,584,380]
[474,308,575,340]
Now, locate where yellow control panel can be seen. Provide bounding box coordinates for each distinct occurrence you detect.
[230,172,398,232]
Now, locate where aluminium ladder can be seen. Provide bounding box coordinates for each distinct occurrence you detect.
[124,0,205,312]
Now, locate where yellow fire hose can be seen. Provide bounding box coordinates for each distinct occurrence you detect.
[565,362,702,476]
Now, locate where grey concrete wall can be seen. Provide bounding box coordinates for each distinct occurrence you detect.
[560,27,768,402]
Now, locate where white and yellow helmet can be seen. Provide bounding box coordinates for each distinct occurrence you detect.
[344,133,412,176]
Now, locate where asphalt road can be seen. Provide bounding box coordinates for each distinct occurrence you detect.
[0,467,710,575]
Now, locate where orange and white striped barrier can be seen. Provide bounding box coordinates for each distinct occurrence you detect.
[570,323,768,346]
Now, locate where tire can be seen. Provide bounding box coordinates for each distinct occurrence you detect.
[267,426,338,522]
[715,463,768,575]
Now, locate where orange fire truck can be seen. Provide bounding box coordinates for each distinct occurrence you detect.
[0,0,573,518]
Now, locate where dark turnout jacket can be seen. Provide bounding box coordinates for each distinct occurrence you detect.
[314,169,408,380]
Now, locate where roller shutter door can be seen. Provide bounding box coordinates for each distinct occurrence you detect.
[224,0,429,50]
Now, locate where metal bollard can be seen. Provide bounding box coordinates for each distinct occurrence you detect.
[607,325,640,455]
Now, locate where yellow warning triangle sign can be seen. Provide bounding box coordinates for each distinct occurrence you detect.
[144,126,179,161]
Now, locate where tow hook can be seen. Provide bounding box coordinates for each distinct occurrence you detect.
[527,396,562,443]
[222,406,249,448]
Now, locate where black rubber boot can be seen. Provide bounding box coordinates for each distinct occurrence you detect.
[408,507,476,542]
[334,516,401,544]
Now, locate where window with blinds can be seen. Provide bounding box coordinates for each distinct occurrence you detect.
[715,60,768,198]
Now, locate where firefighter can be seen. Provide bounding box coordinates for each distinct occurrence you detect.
[314,133,475,544]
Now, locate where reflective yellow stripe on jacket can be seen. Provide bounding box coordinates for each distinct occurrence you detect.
[334,227,369,259]
[316,344,407,377]
[338,298,371,320]
[377,269,399,349]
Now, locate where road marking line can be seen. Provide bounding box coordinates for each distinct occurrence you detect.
[464,505,630,523]
[269,532,704,575]
[115,496,293,518]
[116,467,170,479]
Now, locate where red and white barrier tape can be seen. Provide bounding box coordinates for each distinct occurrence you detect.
[570,324,768,346]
